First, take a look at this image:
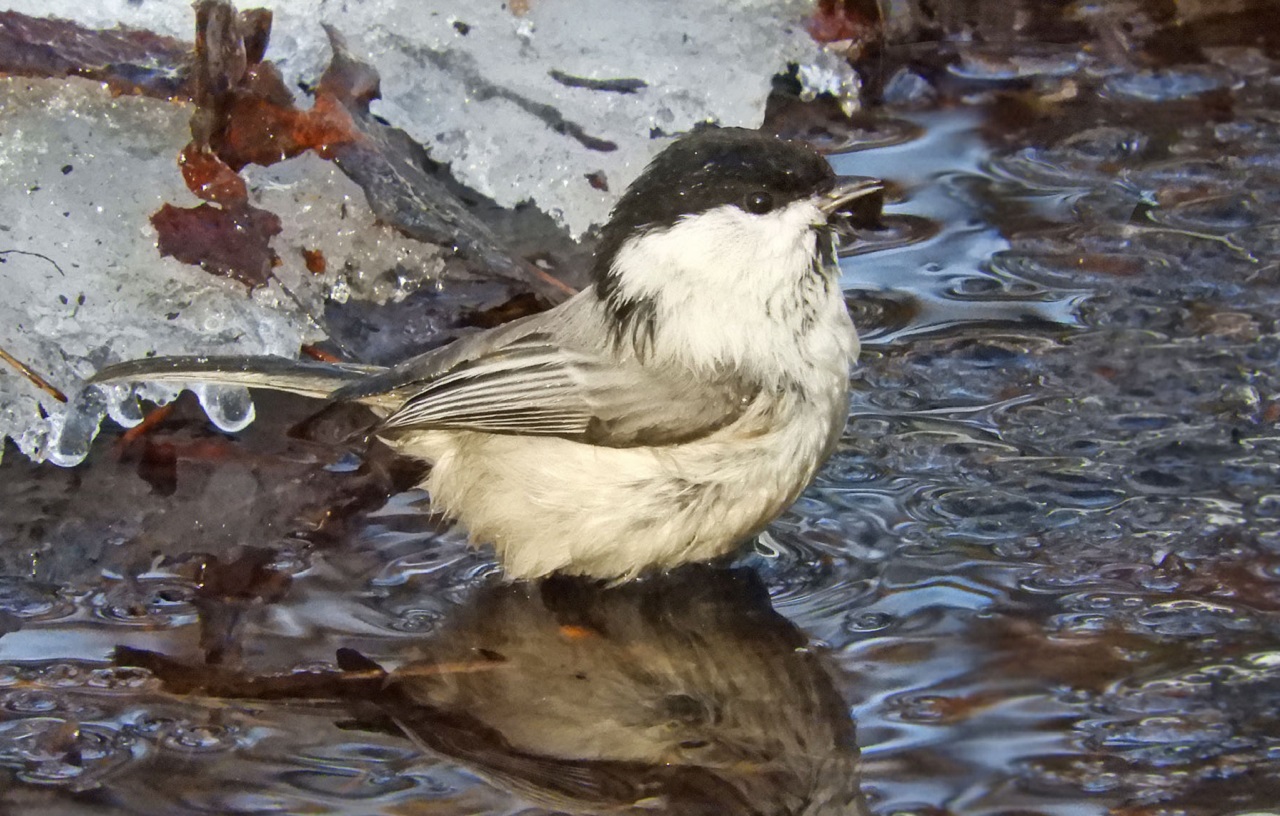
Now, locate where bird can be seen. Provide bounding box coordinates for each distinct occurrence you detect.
[92,126,882,581]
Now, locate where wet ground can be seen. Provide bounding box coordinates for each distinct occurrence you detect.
[5,4,1280,815]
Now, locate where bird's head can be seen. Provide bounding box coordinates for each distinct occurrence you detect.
[592,126,881,361]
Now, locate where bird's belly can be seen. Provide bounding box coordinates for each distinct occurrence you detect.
[390,412,836,580]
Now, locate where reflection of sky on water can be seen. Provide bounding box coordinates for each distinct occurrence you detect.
[833,111,1090,342]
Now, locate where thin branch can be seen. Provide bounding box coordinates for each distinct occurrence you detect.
[0,344,67,402]
[0,248,67,277]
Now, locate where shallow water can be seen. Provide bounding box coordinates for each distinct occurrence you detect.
[6,20,1280,816]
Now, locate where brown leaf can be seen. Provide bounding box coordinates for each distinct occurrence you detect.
[151,202,282,287]
[178,144,248,204]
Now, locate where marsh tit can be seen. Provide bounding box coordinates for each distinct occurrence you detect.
[93,127,883,581]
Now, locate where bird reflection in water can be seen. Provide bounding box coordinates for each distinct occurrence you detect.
[119,566,868,815]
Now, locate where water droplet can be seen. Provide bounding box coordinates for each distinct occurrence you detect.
[102,383,144,429]
[93,579,197,627]
[36,663,87,688]
[47,385,107,467]
[193,384,256,433]
[0,719,134,788]
[86,666,156,691]
[3,689,62,713]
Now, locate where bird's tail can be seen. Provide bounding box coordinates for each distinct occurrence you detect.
[90,355,387,402]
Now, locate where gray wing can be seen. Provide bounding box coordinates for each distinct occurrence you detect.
[331,303,755,448]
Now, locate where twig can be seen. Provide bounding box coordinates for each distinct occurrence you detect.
[523,259,578,299]
[391,659,512,678]
[116,402,176,449]
[0,248,67,277]
[0,344,67,402]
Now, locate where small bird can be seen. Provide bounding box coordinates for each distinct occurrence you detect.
[93,126,881,581]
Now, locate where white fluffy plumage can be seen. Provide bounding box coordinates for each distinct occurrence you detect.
[412,199,857,579]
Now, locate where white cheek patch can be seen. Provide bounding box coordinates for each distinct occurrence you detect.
[605,197,853,384]
[611,199,824,299]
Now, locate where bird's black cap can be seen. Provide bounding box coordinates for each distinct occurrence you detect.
[600,127,835,245]
[592,127,835,285]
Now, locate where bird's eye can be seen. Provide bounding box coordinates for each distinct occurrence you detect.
[743,191,774,215]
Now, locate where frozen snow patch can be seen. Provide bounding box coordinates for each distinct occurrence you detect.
[0,77,452,464]
[3,0,861,236]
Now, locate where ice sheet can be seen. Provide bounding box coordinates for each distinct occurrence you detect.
[0,77,450,463]
[1,0,859,236]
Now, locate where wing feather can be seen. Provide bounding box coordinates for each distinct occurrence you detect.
[381,343,594,432]
[374,340,753,446]
[326,296,758,447]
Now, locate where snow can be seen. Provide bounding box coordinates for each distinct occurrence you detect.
[0,77,448,463]
[1,0,858,236]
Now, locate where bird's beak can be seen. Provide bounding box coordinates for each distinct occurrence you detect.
[818,176,884,217]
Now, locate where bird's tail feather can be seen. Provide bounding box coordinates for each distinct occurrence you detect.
[90,355,387,402]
